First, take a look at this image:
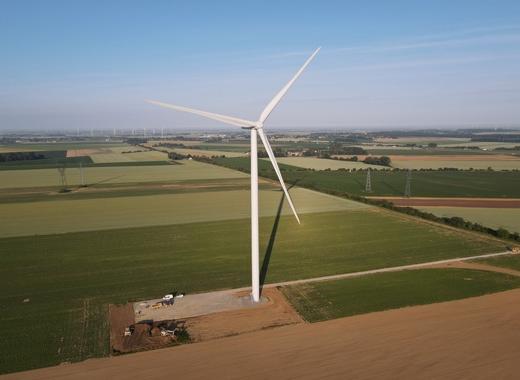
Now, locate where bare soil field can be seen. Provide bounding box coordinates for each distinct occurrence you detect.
[110,288,301,353]
[371,196,520,208]
[6,288,520,380]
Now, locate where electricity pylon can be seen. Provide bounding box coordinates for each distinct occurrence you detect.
[365,168,372,192]
[57,166,67,189]
[404,169,412,197]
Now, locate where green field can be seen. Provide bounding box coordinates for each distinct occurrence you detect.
[0,187,370,237]
[272,157,387,170]
[282,268,520,322]
[0,207,505,374]
[213,157,520,198]
[417,207,520,234]
[0,160,247,189]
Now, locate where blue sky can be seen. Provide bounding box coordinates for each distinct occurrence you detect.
[1,0,520,130]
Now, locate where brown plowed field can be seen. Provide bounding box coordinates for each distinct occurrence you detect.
[371,197,520,208]
[5,288,520,380]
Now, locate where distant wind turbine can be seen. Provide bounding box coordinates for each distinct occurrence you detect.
[147,47,320,302]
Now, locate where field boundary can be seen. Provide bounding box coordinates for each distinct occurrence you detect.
[259,251,516,289]
[368,196,520,208]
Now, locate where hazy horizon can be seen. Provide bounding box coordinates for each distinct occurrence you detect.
[2,1,520,131]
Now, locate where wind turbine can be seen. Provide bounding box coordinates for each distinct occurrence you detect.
[147,47,320,302]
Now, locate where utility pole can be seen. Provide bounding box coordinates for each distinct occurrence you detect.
[365,168,372,192]
[404,169,412,197]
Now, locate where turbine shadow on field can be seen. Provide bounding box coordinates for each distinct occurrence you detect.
[260,181,299,294]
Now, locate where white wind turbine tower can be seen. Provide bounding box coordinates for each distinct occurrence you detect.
[147,48,320,302]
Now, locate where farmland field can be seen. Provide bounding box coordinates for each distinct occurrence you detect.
[390,155,520,170]
[360,147,493,156]
[282,268,520,322]
[374,137,471,145]
[213,157,520,198]
[0,205,505,374]
[0,160,246,189]
[0,155,515,376]
[0,187,370,237]
[417,206,520,234]
[476,255,520,271]
[271,157,388,170]
[0,142,127,153]
[165,147,246,158]
[89,149,169,163]
[437,141,520,149]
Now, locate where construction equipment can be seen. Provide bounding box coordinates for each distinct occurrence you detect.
[160,328,176,337]
[124,327,133,336]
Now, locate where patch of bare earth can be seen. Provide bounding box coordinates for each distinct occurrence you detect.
[184,287,303,342]
[109,304,180,354]
[8,288,520,380]
[108,304,134,353]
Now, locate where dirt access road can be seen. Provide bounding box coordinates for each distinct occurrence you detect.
[5,288,520,380]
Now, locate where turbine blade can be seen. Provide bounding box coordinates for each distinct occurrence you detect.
[257,128,300,224]
[146,100,255,128]
[258,47,320,124]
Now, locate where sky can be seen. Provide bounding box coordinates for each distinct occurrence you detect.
[1,0,520,131]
